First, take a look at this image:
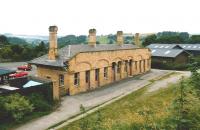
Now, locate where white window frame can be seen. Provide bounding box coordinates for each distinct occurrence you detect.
[104,67,108,79]
[59,74,64,86]
[74,72,80,86]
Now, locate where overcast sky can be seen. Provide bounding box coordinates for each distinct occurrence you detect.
[0,0,200,35]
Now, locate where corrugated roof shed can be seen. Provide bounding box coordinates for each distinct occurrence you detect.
[178,44,200,51]
[147,43,200,51]
[150,48,189,58]
[147,43,183,49]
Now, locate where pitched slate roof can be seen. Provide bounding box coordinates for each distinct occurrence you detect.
[150,48,189,58]
[147,43,183,49]
[30,44,139,67]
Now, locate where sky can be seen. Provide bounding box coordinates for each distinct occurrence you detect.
[0,0,200,36]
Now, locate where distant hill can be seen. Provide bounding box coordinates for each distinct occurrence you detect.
[7,37,28,45]
[3,33,49,44]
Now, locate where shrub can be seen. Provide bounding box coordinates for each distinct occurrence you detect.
[0,96,7,120]
[4,94,33,122]
[28,93,52,112]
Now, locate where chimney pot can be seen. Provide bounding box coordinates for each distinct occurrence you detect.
[134,33,141,47]
[117,31,123,46]
[88,28,96,46]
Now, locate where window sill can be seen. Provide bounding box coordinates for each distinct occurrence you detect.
[74,84,80,87]
[59,85,65,87]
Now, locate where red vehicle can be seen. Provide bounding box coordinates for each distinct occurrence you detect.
[9,71,28,78]
[17,64,32,71]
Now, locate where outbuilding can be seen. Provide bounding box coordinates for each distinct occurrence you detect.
[150,48,190,64]
[0,68,15,84]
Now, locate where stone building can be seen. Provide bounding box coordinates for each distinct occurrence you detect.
[30,26,151,99]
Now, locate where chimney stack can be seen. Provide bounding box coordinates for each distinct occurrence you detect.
[134,33,141,47]
[117,31,123,46]
[88,29,96,46]
[48,26,58,60]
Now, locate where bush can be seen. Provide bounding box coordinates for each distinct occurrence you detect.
[0,96,7,120]
[4,94,33,122]
[28,93,52,112]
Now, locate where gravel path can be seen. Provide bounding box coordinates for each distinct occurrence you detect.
[14,69,188,130]
[148,71,191,92]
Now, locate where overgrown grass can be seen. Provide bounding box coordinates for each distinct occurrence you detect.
[59,83,178,130]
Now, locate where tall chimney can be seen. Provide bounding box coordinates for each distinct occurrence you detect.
[117,31,123,46]
[48,26,58,60]
[134,33,141,47]
[88,29,96,46]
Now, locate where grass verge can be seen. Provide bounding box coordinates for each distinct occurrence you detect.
[58,83,178,130]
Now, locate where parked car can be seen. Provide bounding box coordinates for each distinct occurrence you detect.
[17,64,32,71]
[9,71,28,78]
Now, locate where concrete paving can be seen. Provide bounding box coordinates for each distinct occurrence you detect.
[13,69,178,130]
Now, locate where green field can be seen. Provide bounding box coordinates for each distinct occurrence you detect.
[59,84,179,130]
[97,36,109,44]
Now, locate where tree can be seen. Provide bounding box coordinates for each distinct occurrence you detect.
[0,47,13,59]
[157,35,184,44]
[35,41,47,52]
[107,34,116,42]
[143,34,157,46]
[4,94,33,122]
[179,32,189,42]
[0,35,9,45]
[10,44,23,55]
[156,31,189,44]
[124,36,133,44]
[21,47,33,60]
[108,40,114,44]
[189,35,200,43]
[77,35,87,43]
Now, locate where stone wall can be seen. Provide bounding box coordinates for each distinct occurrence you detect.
[36,48,151,98]
[68,48,151,95]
